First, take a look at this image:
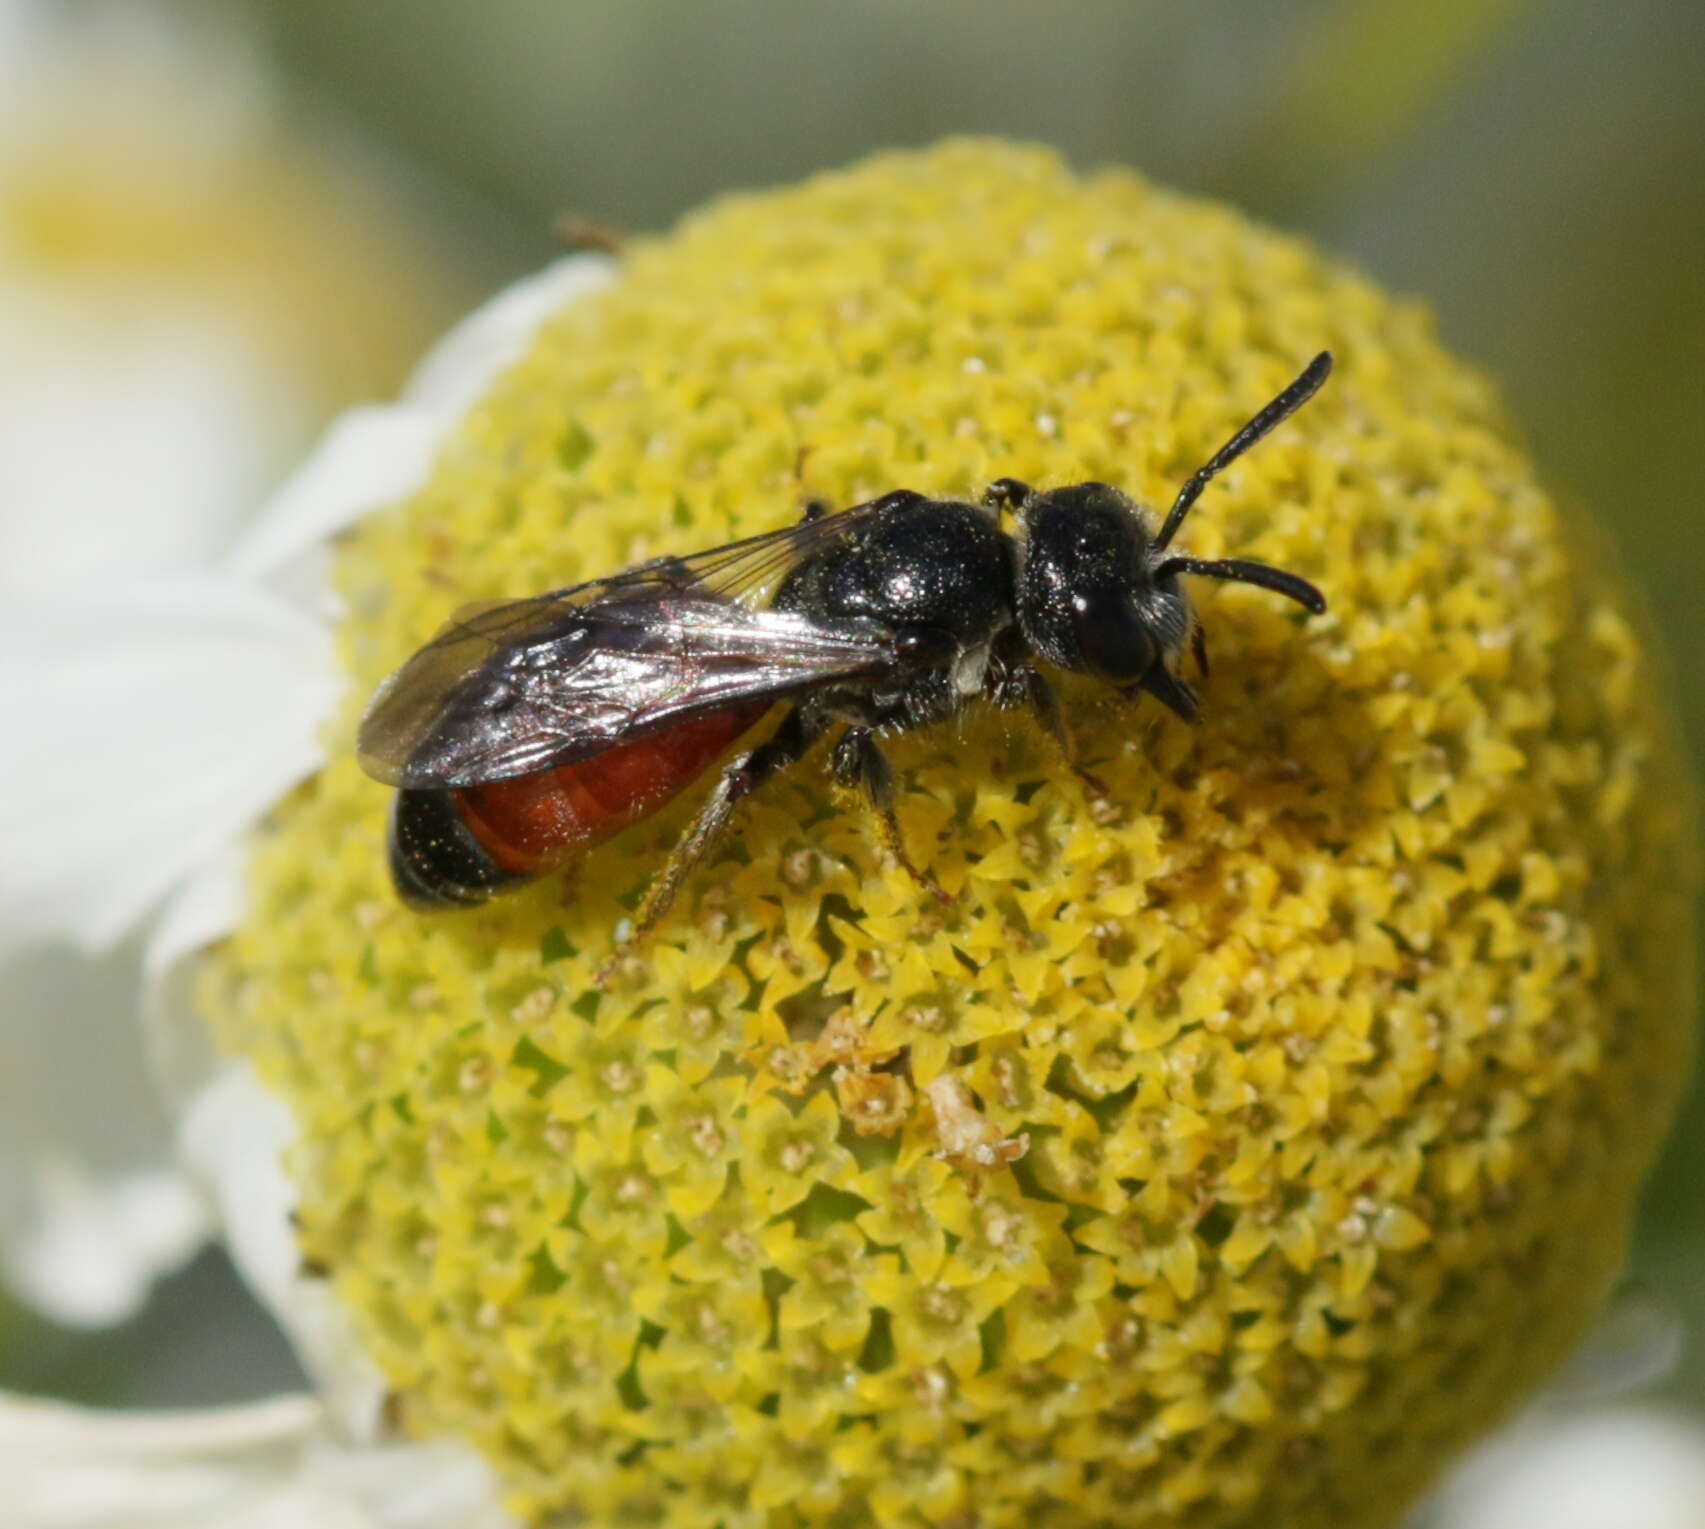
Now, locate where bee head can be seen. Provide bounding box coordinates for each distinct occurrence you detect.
[988,353,1332,722]
[1008,480,1186,686]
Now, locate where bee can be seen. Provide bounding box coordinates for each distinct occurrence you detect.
[358,352,1331,968]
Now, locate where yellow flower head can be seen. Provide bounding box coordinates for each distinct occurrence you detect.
[209,142,1698,1527]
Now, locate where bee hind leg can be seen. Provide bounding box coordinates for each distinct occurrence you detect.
[832,727,954,907]
[595,705,824,985]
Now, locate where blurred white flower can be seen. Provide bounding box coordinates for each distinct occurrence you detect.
[1,0,297,589]
[0,0,470,1327]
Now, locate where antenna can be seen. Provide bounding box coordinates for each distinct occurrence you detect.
[1153,351,1333,551]
[1151,555,1326,613]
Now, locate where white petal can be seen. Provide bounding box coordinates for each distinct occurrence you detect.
[304,1433,516,1529]
[226,254,614,586]
[0,1388,320,1457]
[1,1389,320,1527]
[0,577,340,952]
[402,253,614,417]
[0,1155,204,1330]
[0,936,208,1326]
[223,408,443,586]
[146,881,390,1430]
[1420,1408,1705,1529]
[142,848,251,1113]
[1549,1284,1685,1404]
[1408,1287,1696,1526]
[0,1390,516,1529]
[176,1066,388,1442]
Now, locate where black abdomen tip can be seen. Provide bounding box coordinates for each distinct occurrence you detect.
[388,789,526,909]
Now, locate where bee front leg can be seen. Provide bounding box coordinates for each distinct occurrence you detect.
[832,727,954,907]
[1124,665,1200,724]
[981,478,1034,515]
[993,661,1109,800]
[596,705,824,985]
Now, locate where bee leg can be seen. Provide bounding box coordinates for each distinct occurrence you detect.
[981,478,1033,514]
[832,727,955,907]
[1124,665,1200,724]
[596,706,824,985]
[800,497,831,523]
[1005,664,1109,799]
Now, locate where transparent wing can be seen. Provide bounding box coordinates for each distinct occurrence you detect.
[436,487,919,645]
[357,494,918,788]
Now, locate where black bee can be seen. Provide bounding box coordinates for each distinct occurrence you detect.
[358,352,1331,967]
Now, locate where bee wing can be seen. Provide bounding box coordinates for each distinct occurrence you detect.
[357,494,919,789]
[499,487,919,614]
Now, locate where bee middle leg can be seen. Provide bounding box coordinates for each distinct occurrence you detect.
[596,705,824,984]
[832,727,954,906]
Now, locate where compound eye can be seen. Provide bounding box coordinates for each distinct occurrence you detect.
[1072,591,1156,682]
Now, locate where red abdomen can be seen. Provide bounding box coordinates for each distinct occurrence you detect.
[453,703,770,875]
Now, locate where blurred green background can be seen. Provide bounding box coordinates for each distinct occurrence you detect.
[7,0,1701,1422]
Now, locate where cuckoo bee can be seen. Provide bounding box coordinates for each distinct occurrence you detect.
[359,353,1331,963]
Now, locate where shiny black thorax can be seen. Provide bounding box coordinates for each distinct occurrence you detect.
[774,494,1012,638]
[772,493,1020,730]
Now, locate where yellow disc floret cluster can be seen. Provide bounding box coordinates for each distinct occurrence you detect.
[208,142,1698,1528]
